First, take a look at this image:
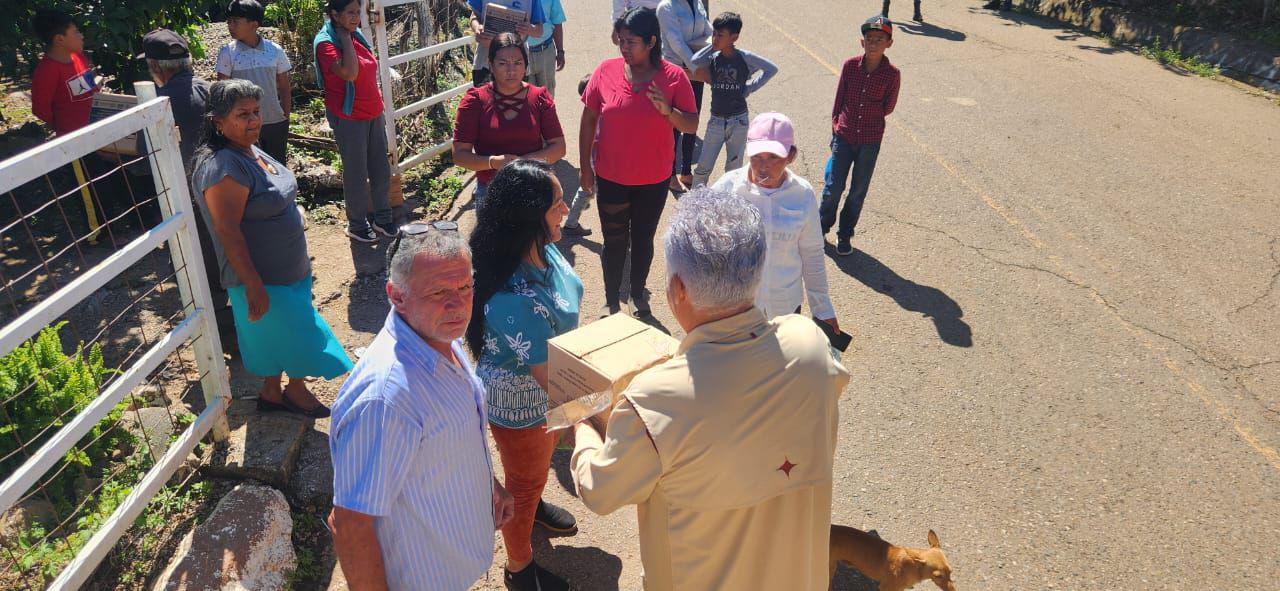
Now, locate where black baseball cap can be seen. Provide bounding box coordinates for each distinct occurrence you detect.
[861,15,893,37]
[141,29,190,60]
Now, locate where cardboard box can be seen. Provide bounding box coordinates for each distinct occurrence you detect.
[90,93,142,156]
[547,313,680,409]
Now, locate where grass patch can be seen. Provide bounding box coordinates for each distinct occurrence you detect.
[286,510,327,590]
[1138,36,1221,78]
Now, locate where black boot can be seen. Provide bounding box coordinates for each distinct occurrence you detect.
[914,0,923,21]
[983,0,1001,8]
[533,499,578,535]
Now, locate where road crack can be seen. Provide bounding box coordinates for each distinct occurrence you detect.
[1231,237,1280,315]
[870,211,1277,400]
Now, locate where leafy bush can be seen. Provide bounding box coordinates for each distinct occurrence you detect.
[0,322,140,581]
[0,322,130,492]
[0,0,210,89]
[263,0,327,86]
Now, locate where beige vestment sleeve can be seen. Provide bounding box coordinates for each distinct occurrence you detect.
[570,398,663,516]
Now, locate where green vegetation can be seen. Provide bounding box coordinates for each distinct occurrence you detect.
[1139,36,1222,77]
[1,322,203,585]
[286,511,326,590]
[0,0,209,89]
[263,0,327,89]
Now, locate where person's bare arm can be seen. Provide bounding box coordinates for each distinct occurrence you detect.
[329,34,360,82]
[646,84,698,134]
[578,108,599,193]
[553,24,565,70]
[216,73,230,81]
[276,72,292,119]
[470,13,495,49]
[203,176,268,321]
[522,136,566,164]
[451,141,515,173]
[328,508,389,591]
[689,65,711,84]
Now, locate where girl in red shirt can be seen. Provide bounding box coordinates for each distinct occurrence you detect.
[579,7,698,317]
[452,33,567,207]
[315,0,394,243]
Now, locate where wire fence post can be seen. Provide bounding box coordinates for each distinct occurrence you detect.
[135,86,232,442]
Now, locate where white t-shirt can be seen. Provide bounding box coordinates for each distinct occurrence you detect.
[215,37,292,125]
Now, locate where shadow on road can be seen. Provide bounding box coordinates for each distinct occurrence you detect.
[828,246,972,347]
[532,536,624,590]
[550,447,577,497]
[343,226,393,334]
[898,21,967,42]
[830,562,880,591]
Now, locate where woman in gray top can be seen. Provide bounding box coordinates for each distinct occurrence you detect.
[190,79,352,417]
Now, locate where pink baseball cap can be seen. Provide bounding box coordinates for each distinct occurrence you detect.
[745,112,796,158]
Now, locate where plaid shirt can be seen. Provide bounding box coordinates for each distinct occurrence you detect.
[831,54,901,145]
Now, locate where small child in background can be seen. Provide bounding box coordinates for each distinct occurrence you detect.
[687,12,778,189]
[561,73,595,237]
[30,9,98,136]
[216,0,292,163]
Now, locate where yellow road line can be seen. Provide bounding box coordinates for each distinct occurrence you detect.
[730,0,1280,472]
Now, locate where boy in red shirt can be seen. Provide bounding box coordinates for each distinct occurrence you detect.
[819,15,901,256]
[31,9,98,135]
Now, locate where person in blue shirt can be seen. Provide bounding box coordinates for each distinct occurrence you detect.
[466,159,581,591]
[526,0,567,97]
[467,0,545,85]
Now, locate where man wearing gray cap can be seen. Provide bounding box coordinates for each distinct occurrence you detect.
[143,28,237,353]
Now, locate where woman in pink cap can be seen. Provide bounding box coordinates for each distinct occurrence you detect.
[712,112,841,332]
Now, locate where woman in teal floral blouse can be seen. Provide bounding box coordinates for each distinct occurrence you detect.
[466,159,582,590]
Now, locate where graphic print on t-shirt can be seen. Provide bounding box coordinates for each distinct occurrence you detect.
[67,68,96,101]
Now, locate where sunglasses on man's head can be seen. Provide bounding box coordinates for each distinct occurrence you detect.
[386,220,460,271]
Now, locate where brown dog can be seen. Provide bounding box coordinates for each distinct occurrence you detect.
[829,525,957,591]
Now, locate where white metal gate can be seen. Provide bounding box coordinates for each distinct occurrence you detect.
[0,93,230,588]
[364,0,477,174]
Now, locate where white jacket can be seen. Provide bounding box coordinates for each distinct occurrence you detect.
[713,168,836,320]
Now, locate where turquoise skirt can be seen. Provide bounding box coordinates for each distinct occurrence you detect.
[227,277,353,379]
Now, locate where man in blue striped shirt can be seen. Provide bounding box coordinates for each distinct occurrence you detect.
[328,225,514,590]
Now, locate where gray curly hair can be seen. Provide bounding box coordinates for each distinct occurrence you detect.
[663,188,766,313]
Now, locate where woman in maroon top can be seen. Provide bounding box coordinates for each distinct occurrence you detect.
[453,33,566,207]
[580,7,698,318]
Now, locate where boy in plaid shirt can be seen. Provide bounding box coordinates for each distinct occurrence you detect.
[820,15,901,256]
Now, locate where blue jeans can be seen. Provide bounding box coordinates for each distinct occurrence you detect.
[692,112,750,188]
[819,136,881,240]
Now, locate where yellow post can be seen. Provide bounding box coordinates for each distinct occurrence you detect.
[70,159,101,245]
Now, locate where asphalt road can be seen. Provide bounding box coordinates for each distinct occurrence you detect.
[459,0,1280,589]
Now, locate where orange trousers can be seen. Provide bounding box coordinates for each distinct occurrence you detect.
[490,422,560,563]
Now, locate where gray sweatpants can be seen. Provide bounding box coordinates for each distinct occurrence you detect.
[528,40,558,97]
[328,112,393,230]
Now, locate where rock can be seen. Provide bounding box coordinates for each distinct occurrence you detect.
[326,560,349,591]
[169,451,204,486]
[203,399,309,488]
[286,430,333,511]
[127,384,166,409]
[125,406,177,462]
[0,498,57,545]
[151,484,295,591]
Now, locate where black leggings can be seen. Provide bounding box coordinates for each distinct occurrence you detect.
[672,80,705,176]
[597,176,670,308]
